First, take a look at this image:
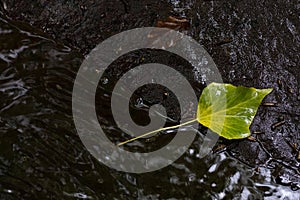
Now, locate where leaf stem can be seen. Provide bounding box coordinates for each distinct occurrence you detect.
[117,118,198,146]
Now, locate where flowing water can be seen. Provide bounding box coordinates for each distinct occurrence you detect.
[0,1,299,199]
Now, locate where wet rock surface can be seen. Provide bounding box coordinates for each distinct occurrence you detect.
[0,0,299,197]
[1,0,171,55]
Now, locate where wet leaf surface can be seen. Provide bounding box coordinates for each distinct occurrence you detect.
[198,83,272,139]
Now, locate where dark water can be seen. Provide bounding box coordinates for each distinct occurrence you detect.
[0,15,299,200]
[1,0,300,199]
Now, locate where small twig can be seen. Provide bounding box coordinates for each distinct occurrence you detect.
[247,135,256,141]
[271,120,285,130]
[263,102,277,107]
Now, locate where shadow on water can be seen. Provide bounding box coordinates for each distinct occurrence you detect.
[0,0,299,199]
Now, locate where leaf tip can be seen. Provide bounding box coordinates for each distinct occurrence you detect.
[264,88,273,94]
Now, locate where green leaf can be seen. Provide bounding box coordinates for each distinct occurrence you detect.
[197,83,272,139]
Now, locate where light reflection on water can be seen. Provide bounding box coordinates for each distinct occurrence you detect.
[0,11,299,199]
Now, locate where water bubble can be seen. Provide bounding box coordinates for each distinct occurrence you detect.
[73,193,89,199]
[198,178,204,183]
[188,173,196,182]
[101,77,109,85]
[189,149,194,155]
[135,97,144,108]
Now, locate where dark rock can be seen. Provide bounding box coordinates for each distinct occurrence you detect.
[1,0,299,190]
